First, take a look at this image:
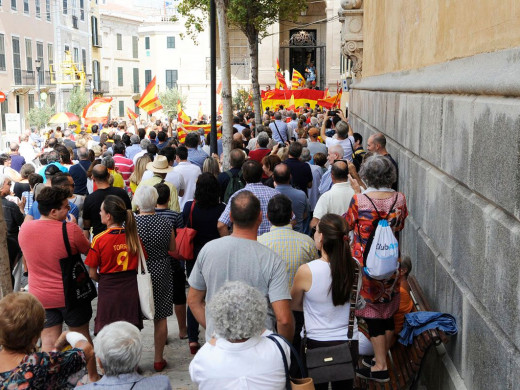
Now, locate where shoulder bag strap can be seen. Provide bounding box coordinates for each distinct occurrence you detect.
[267,335,291,390]
[188,201,196,228]
[268,334,307,378]
[273,121,285,143]
[347,263,361,340]
[364,194,382,219]
[62,221,72,257]
[137,242,148,275]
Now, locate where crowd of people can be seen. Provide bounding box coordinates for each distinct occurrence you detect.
[0,105,411,389]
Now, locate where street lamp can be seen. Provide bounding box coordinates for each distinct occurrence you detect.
[35,59,41,108]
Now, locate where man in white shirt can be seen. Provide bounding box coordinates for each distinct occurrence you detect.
[174,145,201,209]
[141,146,185,197]
[310,160,355,229]
[132,139,151,165]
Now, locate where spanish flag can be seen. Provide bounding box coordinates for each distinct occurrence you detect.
[137,76,157,108]
[126,107,138,120]
[291,69,305,90]
[141,96,163,115]
[287,94,295,111]
[217,100,223,116]
[177,100,190,124]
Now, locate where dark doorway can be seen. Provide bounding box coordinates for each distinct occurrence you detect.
[289,29,316,79]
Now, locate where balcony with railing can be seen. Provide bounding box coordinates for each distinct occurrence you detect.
[14,70,36,86]
[93,80,109,94]
[92,34,102,48]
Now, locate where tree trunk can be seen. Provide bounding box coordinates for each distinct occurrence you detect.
[215,0,233,170]
[247,31,262,127]
[0,205,13,298]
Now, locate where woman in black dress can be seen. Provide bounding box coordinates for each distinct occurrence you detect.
[133,185,176,372]
[183,173,226,354]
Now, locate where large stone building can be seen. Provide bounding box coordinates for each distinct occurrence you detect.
[0,0,56,134]
[341,1,520,389]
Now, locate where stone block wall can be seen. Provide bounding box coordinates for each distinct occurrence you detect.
[349,47,520,390]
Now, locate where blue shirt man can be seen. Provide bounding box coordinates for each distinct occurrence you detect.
[185,132,208,169]
[269,112,289,144]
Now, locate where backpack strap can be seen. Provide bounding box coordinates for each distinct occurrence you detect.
[364,193,399,221]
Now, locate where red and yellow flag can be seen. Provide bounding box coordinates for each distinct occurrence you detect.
[217,100,223,116]
[198,102,204,120]
[291,69,305,90]
[126,107,138,120]
[137,76,157,108]
[276,58,281,72]
[317,90,343,109]
[140,96,163,115]
[216,80,222,95]
[177,100,190,124]
[286,95,295,111]
[275,72,288,90]
[177,123,222,143]
[82,97,113,125]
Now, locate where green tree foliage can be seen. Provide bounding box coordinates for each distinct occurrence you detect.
[66,87,89,116]
[233,88,252,112]
[158,88,188,119]
[26,104,55,129]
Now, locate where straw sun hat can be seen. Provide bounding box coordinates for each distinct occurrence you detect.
[146,155,173,173]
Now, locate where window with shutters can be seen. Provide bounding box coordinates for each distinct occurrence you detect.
[47,43,53,67]
[81,48,86,72]
[165,69,177,89]
[92,60,100,90]
[73,47,79,63]
[116,34,122,50]
[25,39,33,71]
[91,16,100,47]
[117,67,123,86]
[28,94,35,110]
[46,0,51,20]
[133,68,139,93]
[11,0,17,11]
[167,36,175,49]
[62,0,67,14]
[132,36,138,58]
[145,36,150,50]
[23,0,28,14]
[35,0,40,17]
[119,101,124,117]
[144,69,151,86]
[12,37,22,85]
[0,35,5,71]
[79,0,84,20]
[37,42,44,84]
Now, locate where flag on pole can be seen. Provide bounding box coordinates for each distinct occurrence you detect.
[198,102,204,120]
[291,69,305,90]
[287,94,295,111]
[217,100,223,116]
[136,76,157,108]
[177,100,190,124]
[216,80,222,95]
[127,107,138,120]
[140,96,163,115]
[324,88,330,98]
[276,58,281,73]
[275,72,288,90]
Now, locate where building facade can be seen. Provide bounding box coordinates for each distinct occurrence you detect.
[0,0,56,134]
[341,1,520,389]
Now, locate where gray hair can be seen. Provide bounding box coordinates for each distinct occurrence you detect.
[133,185,158,212]
[257,131,269,147]
[77,147,89,160]
[130,134,140,144]
[329,144,344,159]
[300,147,311,162]
[359,154,397,189]
[208,281,267,340]
[335,121,349,139]
[93,321,142,376]
[101,155,115,169]
[140,139,151,149]
[47,150,60,163]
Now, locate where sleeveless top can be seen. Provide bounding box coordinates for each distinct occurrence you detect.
[303,259,358,341]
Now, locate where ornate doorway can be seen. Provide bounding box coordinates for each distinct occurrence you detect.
[280,30,326,90]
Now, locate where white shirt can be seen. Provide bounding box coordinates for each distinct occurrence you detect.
[190,335,289,390]
[313,181,355,220]
[132,150,147,165]
[142,169,185,194]
[174,161,201,209]
[325,136,355,162]
[307,163,323,211]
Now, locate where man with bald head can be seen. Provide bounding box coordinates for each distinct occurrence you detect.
[318,144,344,195]
[82,165,131,238]
[188,190,294,342]
[367,132,398,190]
[69,147,91,195]
[310,160,355,229]
[273,163,309,233]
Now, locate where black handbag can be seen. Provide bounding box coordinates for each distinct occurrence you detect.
[59,222,97,308]
[302,265,361,384]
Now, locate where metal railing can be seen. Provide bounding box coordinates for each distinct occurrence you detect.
[14,70,36,86]
[93,80,109,94]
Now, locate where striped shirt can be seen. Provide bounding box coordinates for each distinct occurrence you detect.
[113,154,134,186]
[258,224,319,287]
[218,183,280,236]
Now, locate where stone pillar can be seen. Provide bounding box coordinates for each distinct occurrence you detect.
[339,0,363,78]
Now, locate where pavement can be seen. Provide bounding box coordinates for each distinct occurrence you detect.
[89,297,202,389]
